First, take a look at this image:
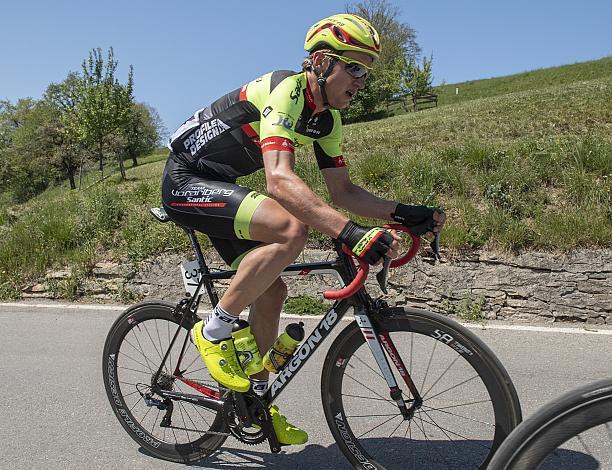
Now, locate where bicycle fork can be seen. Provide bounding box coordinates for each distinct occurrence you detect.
[355,311,422,419]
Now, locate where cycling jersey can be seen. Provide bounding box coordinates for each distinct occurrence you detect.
[166,70,346,181]
[163,70,347,268]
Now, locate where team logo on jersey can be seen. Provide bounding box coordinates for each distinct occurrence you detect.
[272,112,295,129]
[183,118,230,156]
[290,79,302,104]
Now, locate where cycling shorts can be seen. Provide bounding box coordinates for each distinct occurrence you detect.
[161,155,269,269]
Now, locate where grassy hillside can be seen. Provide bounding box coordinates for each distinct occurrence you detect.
[435,56,612,107]
[1,59,610,299]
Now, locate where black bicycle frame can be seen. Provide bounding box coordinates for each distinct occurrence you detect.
[151,227,416,413]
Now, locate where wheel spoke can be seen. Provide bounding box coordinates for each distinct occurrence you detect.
[349,352,385,381]
[420,407,465,458]
[423,373,480,402]
[131,328,157,374]
[117,365,150,376]
[122,336,154,373]
[346,413,401,418]
[341,393,394,403]
[422,354,461,398]
[344,371,395,406]
[356,413,402,439]
[142,320,163,361]
[118,350,153,372]
[575,433,593,455]
[416,412,493,451]
[420,338,438,392]
[421,403,494,427]
[388,416,406,438]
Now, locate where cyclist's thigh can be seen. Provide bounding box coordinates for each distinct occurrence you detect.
[249,198,307,243]
[162,162,266,240]
[162,158,270,268]
[208,237,262,270]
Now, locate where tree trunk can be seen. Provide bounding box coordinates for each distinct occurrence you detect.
[98,141,104,177]
[131,153,138,167]
[118,154,126,180]
[67,167,76,190]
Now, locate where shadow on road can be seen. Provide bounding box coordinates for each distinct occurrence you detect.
[139,437,600,469]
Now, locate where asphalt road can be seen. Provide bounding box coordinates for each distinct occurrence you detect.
[1,302,611,470]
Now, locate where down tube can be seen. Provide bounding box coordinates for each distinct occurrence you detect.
[264,299,351,404]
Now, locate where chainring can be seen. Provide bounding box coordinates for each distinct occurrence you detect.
[223,391,271,445]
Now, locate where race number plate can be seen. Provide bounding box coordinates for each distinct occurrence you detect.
[180,260,202,297]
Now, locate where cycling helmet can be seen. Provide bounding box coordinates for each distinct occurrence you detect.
[304,14,380,60]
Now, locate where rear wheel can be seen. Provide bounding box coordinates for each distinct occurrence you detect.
[488,378,612,469]
[102,301,228,463]
[321,307,522,469]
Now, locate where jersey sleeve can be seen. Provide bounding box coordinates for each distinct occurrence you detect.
[313,110,346,169]
[259,75,305,153]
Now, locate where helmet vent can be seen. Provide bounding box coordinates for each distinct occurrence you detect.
[332,26,348,43]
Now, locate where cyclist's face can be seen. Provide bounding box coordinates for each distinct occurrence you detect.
[325,51,375,109]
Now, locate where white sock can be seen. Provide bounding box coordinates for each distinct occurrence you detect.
[251,379,268,396]
[201,304,237,342]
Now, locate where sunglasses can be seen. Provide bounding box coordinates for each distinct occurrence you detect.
[324,53,371,80]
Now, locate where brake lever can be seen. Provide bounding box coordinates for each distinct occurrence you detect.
[376,256,392,294]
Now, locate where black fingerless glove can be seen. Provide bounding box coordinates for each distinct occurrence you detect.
[337,221,393,265]
[391,203,440,236]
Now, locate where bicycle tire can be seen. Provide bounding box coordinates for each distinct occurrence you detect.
[321,306,522,470]
[102,300,228,463]
[488,378,612,469]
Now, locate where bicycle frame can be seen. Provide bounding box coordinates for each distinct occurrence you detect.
[150,226,420,417]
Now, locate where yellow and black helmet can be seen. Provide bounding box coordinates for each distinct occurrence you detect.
[304,14,381,60]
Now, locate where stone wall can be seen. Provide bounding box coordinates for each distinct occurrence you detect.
[384,249,611,324]
[23,248,611,324]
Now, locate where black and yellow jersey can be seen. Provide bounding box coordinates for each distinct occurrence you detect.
[167,70,345,181]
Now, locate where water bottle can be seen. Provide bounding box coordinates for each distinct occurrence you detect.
[263,322,305,373]
[231,319,264,375]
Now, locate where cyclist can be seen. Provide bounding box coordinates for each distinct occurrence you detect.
[162,13,446,445]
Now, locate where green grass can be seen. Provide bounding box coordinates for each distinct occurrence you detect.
[1,58,611,299]
[284,295,329,316]
[435,56,612,107]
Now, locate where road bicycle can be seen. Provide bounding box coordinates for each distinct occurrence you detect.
[102,207,522,469]
[488,378,612,469]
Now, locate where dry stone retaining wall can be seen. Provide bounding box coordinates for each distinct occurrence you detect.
[24,249,611,324]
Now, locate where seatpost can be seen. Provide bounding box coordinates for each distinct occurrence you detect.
[183,227,219,307]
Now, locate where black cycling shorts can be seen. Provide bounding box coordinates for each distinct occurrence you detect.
[161,155,269,269]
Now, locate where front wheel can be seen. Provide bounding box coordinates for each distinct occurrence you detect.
[321,307,522,469]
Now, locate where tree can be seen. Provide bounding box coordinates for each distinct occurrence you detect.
[118,102,164,167]
[44,74,88,189]
[65,47,134,179]
[0,99,63,201]
[342,0,423,122]
[403,54,434,97]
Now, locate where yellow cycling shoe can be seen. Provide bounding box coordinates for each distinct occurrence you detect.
[191,320,251,393]
[269,405,308,445]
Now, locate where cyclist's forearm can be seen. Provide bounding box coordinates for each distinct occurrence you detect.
[333,183,397,221]
[268,172,348,238]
